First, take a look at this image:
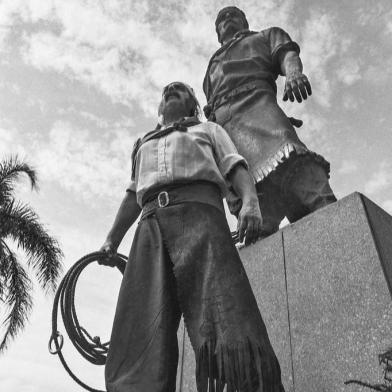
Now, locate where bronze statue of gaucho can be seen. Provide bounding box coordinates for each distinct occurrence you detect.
[203,6,337,236]
[101,82,285,392]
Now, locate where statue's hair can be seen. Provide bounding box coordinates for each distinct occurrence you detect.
[158,82,202,124]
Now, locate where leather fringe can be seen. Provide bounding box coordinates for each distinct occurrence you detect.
[196,337,279,392]
[252,142,331,184]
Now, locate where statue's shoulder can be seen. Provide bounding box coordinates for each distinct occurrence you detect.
[259,26,289,37]
[192,120,213,130]
[199,120,219,133]
[204,121,227,135]
[204,120,216,128]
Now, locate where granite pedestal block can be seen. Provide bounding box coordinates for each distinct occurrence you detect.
[176,192,392,392]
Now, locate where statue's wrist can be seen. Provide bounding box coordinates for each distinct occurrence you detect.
[242,194,258,206]
[105,237,119,251]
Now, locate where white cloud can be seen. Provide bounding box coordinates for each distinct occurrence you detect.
[299,11,338,108]
[342,94,358,110]
[280,100,331,155]
[237,0,295,30]
[336,59,361,86]
[338,159,358,175]
[0,0,54,52]
[32,121,136,201]
[0,127,14,144]
[356,3,392,28]
[364,162,391,196]
[382,200,392,215]
[0,127,27,157]
[354,4,392,87]
[21,1,211,114]
[363,58,392,85]
[386,21,392,35]
[16,0,300,116]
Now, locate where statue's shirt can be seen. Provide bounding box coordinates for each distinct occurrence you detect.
[202,27,324,188]
[204,27,300,106]
[127,121,247,206]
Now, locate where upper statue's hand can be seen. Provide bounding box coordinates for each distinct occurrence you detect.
[98,241,118,267]
[283,71,312,103]
[237,198,263,245]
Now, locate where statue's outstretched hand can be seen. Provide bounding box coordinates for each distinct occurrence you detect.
[237,198,263,245]
[98,241,118,267]
[283,71,312,103]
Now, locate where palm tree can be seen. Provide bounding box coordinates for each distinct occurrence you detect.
[0,156,63,352]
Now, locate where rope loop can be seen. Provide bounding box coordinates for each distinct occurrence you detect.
[48,331,64,355]
[50,251,127,392]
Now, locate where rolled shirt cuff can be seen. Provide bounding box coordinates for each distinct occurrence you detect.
[272,41,300,70]
[218,153,249,178]
[126,180,137,193]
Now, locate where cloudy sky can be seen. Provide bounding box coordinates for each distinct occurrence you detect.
[0,0,392,391]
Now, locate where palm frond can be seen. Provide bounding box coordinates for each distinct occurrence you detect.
[0,240,33,352]
[0,156,37,205]
[0,242,9,300]
[0,201,63,294]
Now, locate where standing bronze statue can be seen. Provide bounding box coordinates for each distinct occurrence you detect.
[204,6,337,236]
[100,82,285,392]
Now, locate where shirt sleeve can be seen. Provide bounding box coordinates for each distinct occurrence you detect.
[126,138,140,193]
[267,27,300,73]
[126,179,136,192]
[208,122,248,178]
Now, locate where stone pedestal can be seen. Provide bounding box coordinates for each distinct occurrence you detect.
[176,192,392,392]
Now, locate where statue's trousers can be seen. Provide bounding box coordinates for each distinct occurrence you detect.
[105,201,284,392]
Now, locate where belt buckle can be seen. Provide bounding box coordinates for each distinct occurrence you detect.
[158,191,169,208]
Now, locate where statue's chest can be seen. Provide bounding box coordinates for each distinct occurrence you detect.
[209,35,272,84]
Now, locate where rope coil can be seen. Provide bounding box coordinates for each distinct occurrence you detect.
[49,251,127,392]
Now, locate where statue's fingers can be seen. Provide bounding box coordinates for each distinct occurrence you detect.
[298,82,308,100]
[238,216,247,243]
[255,220,263,241]
[245,219,256,245]
[291,81,302,103]
[99,255,116,267]
[98,251,110,265]
[285,84,295,102]
[303,78,312,95]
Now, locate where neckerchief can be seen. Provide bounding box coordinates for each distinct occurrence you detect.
[131,117,201,180]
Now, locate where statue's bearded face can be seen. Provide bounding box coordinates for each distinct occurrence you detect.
[216,9,246,41]
[159,82,196,119]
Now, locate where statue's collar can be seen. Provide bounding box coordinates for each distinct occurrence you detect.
[213,29,257,58]
[143,116,201,141]
[232,29,251,40]
[159,116,200,131]
[131,117,201,180]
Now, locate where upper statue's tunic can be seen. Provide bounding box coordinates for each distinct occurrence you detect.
[203,27,328,183]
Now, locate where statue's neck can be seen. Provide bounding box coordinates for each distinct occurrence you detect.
[221,34,235,46]
[221,29,248,46]
[162,111,187,127]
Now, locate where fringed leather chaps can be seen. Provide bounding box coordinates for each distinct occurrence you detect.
[105,201,284,392]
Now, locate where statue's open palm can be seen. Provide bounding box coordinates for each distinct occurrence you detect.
[283,71,312,103]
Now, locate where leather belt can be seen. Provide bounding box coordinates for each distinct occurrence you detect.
[211,79,273,113]
[140,181,224,220]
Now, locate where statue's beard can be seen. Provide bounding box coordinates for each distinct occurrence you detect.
[162,101,188,124]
